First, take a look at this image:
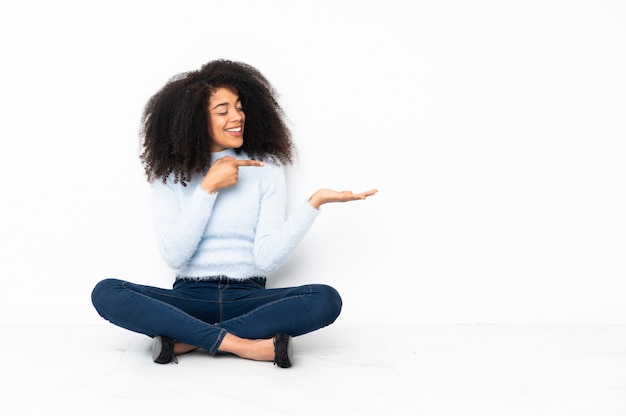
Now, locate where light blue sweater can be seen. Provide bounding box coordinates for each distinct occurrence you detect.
[151,148,320,279]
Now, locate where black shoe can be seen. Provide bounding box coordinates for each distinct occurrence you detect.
[152,335,178,364]
[273,333,293,368]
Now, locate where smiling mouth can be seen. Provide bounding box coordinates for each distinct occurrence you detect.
[226,127,242,133]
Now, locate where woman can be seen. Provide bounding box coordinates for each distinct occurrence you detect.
[91,59,377,367]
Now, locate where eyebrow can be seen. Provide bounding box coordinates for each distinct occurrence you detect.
[211,99,242,111]
[211,102,229,111]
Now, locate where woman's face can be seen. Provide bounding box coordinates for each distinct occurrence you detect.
[207,86,245,152]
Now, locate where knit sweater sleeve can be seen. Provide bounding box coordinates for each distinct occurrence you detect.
[151,179,218,270]
[253,165,320,274]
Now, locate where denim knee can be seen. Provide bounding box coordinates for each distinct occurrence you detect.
[315,284,343,325]
[91,278,123,318]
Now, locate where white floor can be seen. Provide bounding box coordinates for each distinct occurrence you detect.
[2,324,625,415]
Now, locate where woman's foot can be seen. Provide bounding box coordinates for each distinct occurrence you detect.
[152,336,177,364]
[152,337,198,364]
[174,341,198,355]
[154,333,293,367]
[273,333,293,368]
[218,333,291,365]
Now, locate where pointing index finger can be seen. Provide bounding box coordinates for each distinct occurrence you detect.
[235,159,265,167]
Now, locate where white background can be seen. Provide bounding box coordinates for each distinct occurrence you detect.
[1,0,624,326]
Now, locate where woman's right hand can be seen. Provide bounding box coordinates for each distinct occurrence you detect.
[200,156,264,194]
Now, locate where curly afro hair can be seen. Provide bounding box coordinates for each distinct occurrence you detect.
[139,59,294,185]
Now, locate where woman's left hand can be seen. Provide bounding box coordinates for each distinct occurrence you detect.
[308,188,378,209]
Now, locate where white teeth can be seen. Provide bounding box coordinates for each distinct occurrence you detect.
[226,127,241,132]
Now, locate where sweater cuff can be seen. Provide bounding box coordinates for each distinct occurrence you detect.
[301,198,321,218]
[192,185,218,208]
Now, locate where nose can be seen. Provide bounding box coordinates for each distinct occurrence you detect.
[229,110,242,122]
[230,107,244,122]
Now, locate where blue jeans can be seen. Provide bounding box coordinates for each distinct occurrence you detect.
[91,276,342,355]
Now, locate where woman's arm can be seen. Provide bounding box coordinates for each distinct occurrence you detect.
[151,180,218,270]
[253,165,378,273]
